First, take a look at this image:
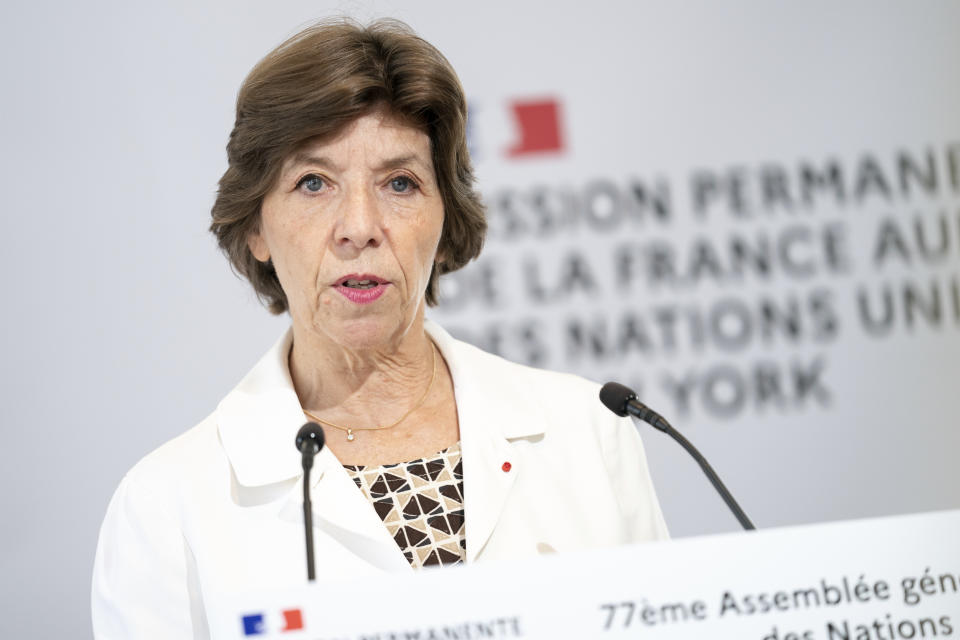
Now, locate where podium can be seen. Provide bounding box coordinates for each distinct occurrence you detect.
[208,509,960,639]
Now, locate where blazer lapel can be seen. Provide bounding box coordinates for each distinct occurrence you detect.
[278,448,413,573]
[426,321,546,563]
[459,418,520,562]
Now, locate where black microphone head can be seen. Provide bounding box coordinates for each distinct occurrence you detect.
[599,382,638,417]
[296,422,325,455]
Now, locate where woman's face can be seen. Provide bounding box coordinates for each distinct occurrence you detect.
[248,110,445,352]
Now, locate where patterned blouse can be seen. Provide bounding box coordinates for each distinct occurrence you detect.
[343,443,465,569]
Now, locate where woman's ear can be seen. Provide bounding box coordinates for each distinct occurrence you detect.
[247,229,270,262]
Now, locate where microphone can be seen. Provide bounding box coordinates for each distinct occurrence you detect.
[599,382,755,531]
[295,422,325,581]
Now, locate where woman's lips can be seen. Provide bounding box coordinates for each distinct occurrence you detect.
[335,283,388,304]
[334,274,390,304]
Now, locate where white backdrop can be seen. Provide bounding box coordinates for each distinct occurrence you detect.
[1,1,957,637]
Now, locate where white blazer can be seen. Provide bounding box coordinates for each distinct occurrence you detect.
[91,321,668,639]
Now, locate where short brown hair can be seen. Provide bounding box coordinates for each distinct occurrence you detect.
[210,18,486,313]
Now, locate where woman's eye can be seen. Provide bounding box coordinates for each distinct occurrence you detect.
[389,176,417,193]
[296,174,325,193]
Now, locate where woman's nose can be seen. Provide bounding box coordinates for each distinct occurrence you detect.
[335,189,384,251]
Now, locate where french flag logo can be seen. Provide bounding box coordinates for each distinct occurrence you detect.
[241,614,266,636]
[241,608,304,635]
[281,609,304,632]
[506,97,565,157]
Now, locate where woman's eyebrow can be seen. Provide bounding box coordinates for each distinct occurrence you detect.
[375,154,429,172]
[287,154,340,172]
[286,153,429,174]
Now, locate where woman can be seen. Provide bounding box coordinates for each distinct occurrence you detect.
[92,18,667,638]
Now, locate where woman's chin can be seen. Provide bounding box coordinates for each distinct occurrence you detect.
[314,314,413,352]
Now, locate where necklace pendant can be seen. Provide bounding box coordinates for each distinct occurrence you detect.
[346,429,355,442]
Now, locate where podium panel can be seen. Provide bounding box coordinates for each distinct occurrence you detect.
[209,510,960,639]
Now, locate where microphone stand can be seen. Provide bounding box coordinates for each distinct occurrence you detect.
[296,423,325,581]
[631,412,755,530]
[301,448,317,581]
[601,382,755,531]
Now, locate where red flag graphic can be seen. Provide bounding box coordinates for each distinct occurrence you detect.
[281,608,303,632]
[506,98,565,157]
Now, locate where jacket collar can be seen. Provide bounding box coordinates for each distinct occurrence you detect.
[426,319,547,442]
[216,330,305,487]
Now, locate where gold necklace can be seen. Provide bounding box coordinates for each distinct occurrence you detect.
[302,344,438,442]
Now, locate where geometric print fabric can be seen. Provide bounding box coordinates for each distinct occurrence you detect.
[343,443,465,569]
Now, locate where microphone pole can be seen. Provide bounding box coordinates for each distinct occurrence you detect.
[295,423,326,581]
[600,382,755,531]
